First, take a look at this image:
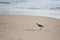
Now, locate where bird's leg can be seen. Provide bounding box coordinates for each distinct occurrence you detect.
[39,27,42,31]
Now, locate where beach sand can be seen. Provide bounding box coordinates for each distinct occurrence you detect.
[0,15,60,40]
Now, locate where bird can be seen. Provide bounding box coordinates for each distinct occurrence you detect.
[36,23,44,27]
[36,23,44,30]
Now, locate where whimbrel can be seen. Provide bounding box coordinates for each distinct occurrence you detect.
[36,23,44,30]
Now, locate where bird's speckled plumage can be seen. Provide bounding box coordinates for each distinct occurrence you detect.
[36,23,44,27]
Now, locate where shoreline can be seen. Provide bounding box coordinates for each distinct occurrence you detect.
[0,14,60,20]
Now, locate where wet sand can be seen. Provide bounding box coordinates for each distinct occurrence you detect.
[0,15,60,40]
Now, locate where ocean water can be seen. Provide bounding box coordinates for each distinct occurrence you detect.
[0,0,60,19]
